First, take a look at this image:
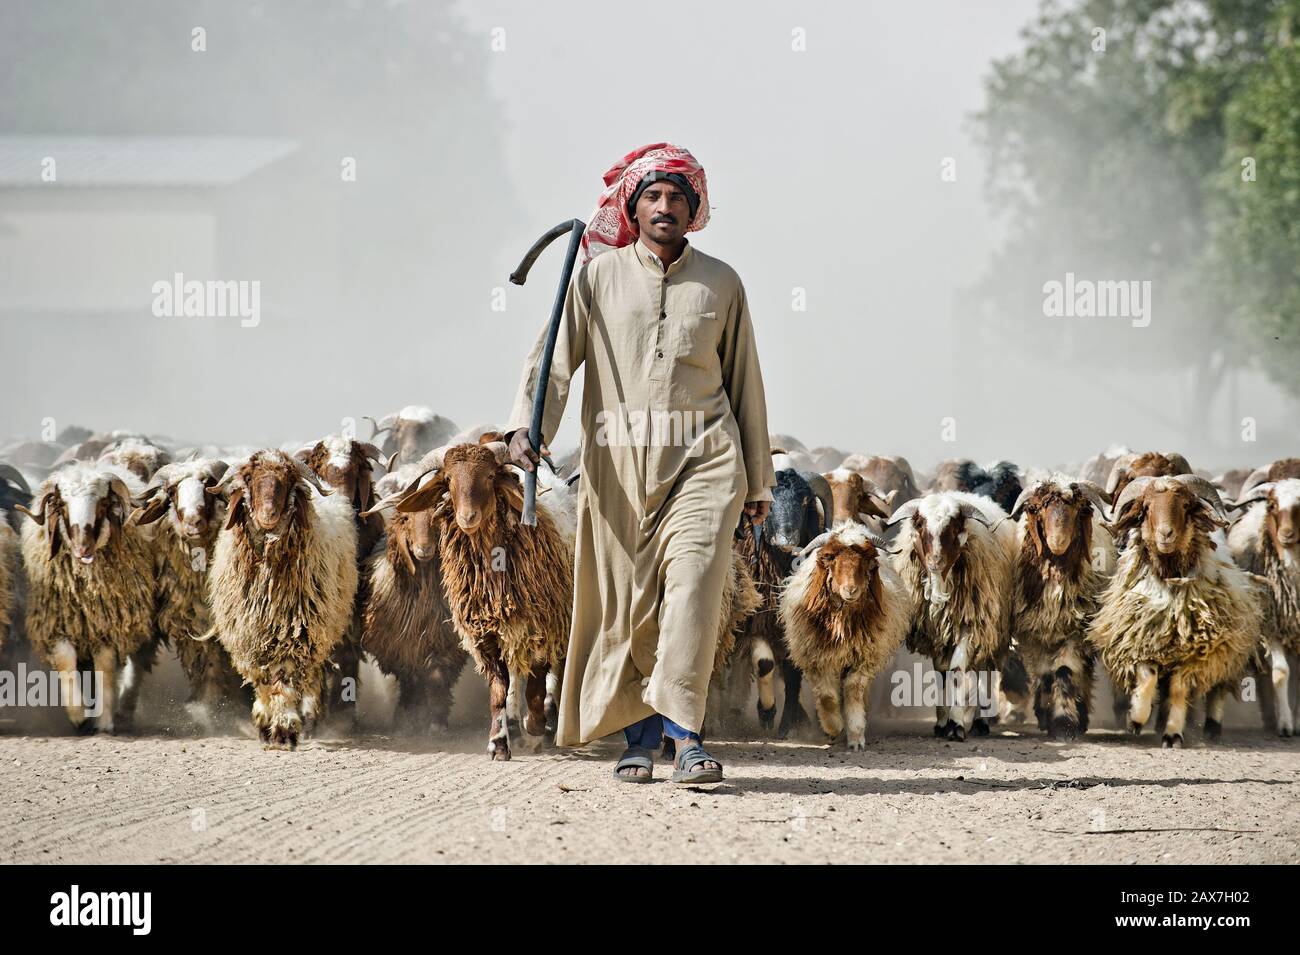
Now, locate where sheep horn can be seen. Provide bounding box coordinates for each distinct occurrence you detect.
[415,446,447,472]
[292,457,331,495]
[1105,453,1139,496]
[1072,480,1112,519]
[484,440,513,465]
[957,502,994,527]
[884,498,923,528]
[1008,485,1037,521]
[797,531,833,560]
[358,442,385,465]
[0,463,31,494]
[1237,465,1272,499]
[1229,481,1275,511]
[1163,452,1193,475]
[1111,476,1158,521]
[385,451,400,473]
[800,471,836,533]
[1170,473,1228,519]
[205,460,230,484]
[14,489,55,525]
[293,441,318,462]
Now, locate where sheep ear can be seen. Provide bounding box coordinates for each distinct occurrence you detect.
[224,489,245,530]
[395,479,445,515]
[398,532,417,576]
[357,475,373,514]
[48,518,62,558]
[132,495,170,526]
[15,490,54,525]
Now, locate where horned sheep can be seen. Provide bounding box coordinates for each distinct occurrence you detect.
[888,491,1016,740]
[17,463,156,732]
[1008,476,1115,738]
[207,450,358,749]
[1088,475,1261,748]
[370,437,574,760]
[779,522,909,749]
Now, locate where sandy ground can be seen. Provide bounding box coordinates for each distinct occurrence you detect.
[2,717,1296,864]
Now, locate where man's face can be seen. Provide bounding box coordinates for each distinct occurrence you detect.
[633,181,691,244]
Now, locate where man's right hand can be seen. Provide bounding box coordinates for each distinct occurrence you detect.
[508,428,550,473]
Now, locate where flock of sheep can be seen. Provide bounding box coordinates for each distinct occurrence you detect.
[0,409,1297,758]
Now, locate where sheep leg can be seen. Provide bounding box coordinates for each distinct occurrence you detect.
[842,669,872,751]
[1161,671,1189,749]
[49,640,87,730]
[90,646,119,735]
[505,668,525,737]
[752,638,777,731]
[263,678,303,750]
[931,658,949,736]
[544,663,561,736]
[1128,663,1158,735]
[484,648,511,761]
[396,674,433,733]
[523,669,550,741]
[1033,669,1054,732]
[1048,645,1089,740]
[116,636,161,732]
[1204,683,1229,741]
[1290,650,1300,734]
[806,667,843,744]
[778,659,810,738]
[427,667,456,734]
[946,638,976,740]
[1270,642,1293,738]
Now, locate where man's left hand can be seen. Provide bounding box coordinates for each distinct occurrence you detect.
[744,500,770,526]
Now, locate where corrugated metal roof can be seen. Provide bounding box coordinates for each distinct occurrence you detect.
[0,136,299,187]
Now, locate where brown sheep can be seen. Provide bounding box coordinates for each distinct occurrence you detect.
[1228,476,1300,736]
[371,439,573,760]
[296,435,386,725]
[1088,475,1261,748]
[1104,450,1192,501]
[780,523,909,749]
[1008,476,1115,739]
[823,468,891,528]
[361,482,468,733]
[17,463,155,732]
[131,459,247,731]
[208,451,358,749]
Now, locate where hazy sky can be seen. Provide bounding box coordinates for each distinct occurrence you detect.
[3,0,1292,473]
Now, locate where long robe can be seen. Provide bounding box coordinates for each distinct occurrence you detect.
[507,238,775,745]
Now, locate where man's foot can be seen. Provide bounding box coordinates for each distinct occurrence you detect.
[613,746,654,783]
[671,742,723,784]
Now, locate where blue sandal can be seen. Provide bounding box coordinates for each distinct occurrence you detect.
[613,746,655,784]
[671,742,724,784]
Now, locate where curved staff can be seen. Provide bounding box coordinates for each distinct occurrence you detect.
[508,218,585,527]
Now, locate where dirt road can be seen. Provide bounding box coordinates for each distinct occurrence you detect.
[1,721,1295,864]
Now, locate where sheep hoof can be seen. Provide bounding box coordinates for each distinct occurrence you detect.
[944,720,965,742]
[1161,733,1183,749]
[488,742,512,761]
[1049,716,1078,741]
[933,723,946,737]
[1203,718,1222,741]
[1277,726,1292,739]
[74,718,96,736]
[757,704,776,731]
[1126,721,1143,736]
[847,737,866,752]
[970,718,990,737]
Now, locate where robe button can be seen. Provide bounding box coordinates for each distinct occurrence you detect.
[657,350,664,358]
[659,311,666,320]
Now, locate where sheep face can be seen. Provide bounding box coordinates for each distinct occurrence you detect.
[1114,479,1216,567]
[1023,485,1091,559]
[816,536,881,605]
[391,509,440,571]
[299,437,383,513]
[222,451,325,534]
[765,470,822,552]
[21,467,132,564]
[440,444,515,534]
[1263,482,1300,556]
[911,512,965,581]
[134,462,228,541]
[825,469,888,526]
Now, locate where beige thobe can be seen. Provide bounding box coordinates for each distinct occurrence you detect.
[507,238,775,745]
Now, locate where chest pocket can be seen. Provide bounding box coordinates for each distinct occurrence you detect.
[664,311,719,370]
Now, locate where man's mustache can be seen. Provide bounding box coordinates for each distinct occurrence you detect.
[651,214,677,224]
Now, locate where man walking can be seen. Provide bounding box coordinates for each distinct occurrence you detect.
[507,143,774,783]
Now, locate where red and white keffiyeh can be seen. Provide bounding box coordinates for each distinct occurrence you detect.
[580,142,710,262]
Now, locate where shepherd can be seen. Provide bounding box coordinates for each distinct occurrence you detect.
[506,143,775,784]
